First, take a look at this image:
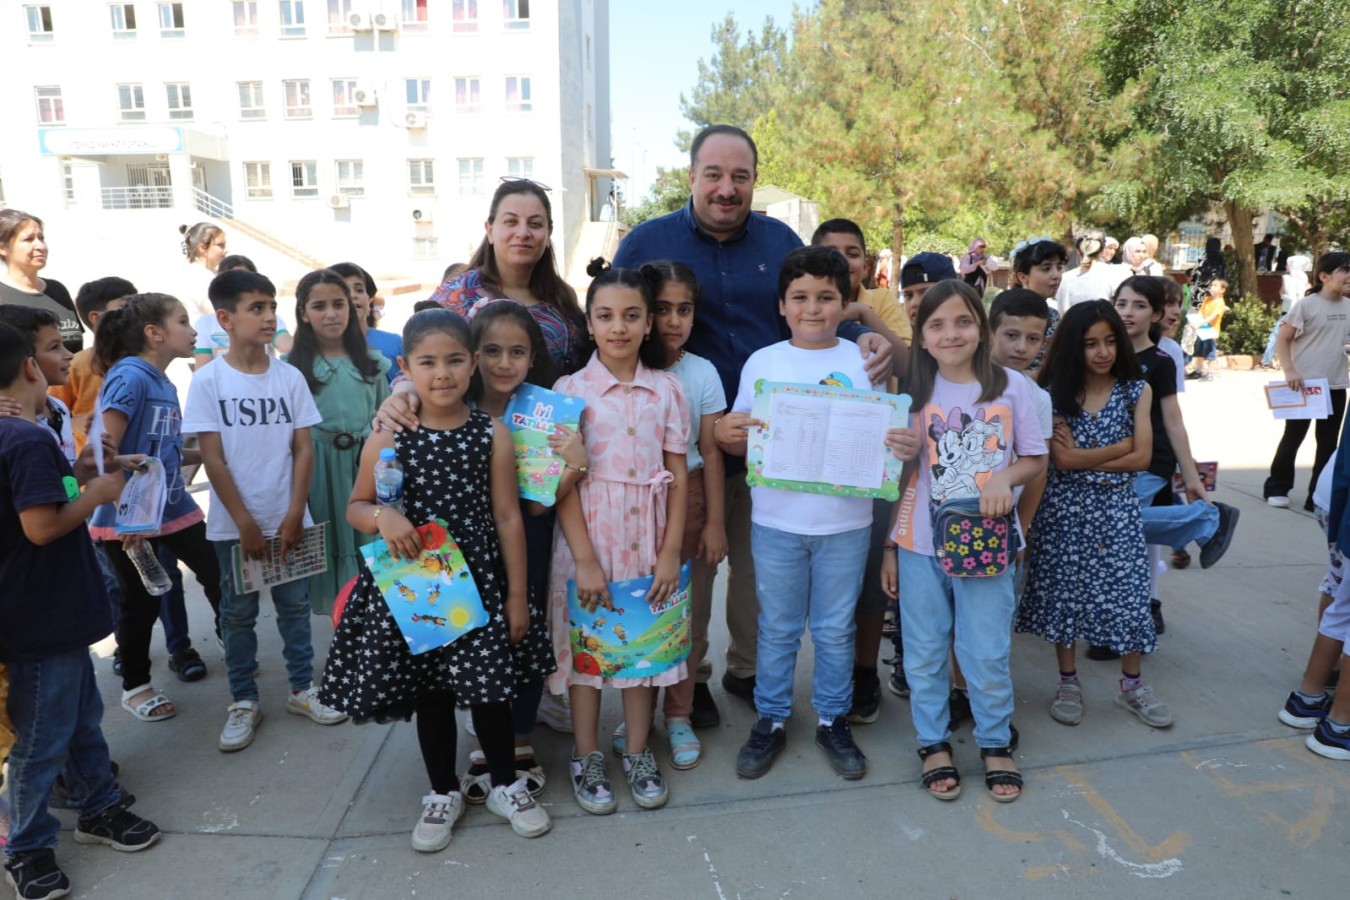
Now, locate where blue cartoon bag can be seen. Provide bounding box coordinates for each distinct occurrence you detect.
[932,498,1018,578]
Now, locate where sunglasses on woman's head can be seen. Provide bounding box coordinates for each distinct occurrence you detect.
[500,175,552,193]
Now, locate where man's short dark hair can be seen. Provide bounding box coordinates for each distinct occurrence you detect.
[209,269,277,312]
[989,289,1051,329]
[0,323,35,389]
[690,124,758,171]
[778,245,851,301]
[811,218,867,254]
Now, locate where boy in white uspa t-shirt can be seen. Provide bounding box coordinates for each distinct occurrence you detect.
[183,269,347,754]
[715,245,898,783]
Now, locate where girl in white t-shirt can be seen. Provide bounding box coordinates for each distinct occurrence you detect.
[882,280,1047,804]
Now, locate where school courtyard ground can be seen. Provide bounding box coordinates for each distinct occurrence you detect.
[45,366,1350,898]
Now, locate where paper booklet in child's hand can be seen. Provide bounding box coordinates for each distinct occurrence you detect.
[567,562,692,680]
[232,524,329,594]
[114,456,168,535]
[359,518,488,655]
[504,383,586,506]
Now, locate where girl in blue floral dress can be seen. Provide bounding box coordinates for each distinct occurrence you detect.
[1018,301,1174,730]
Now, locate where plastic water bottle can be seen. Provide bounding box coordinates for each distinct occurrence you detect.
[129,540,173,596]
[374,448,405,513]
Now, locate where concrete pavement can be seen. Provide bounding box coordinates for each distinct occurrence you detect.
[23,367,1350,899]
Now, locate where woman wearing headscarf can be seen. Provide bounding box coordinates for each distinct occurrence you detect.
[1123,236,1165,277]
[959,238,993,295]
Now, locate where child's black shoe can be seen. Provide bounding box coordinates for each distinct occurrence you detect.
[74,795,160,852]
[4,848,70,900]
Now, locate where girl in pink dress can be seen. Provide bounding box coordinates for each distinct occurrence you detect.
[547,262,689,815]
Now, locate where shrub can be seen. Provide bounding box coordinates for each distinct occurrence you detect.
[1216,298,1278,356]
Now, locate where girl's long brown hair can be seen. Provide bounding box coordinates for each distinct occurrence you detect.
[907,279,1007,407]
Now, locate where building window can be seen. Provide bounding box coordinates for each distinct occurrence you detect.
[62,163,75,204]
[244,162,272,199]
[401,0,427,31]
[233,1,258,36]
[238,81,265,120]
[165,82,193,120]
[290,161,319,198]
[327,0,353,33]
[109,3,137,38]
[283,80,312,119]
[279,0,306,37]
[34,86,64,125]
[157,2,184,37]
[457,158,484,196]
[454,77,480,113]
[413,237,439,260]
[405,79,431,114]
[25,5,54,42]
[452,0,476,32]
[408,159,435,196]
[331,79,359,117]
[505,76,531,113]
[506,157,533,180]
[335,160,364,196]
[117,84,146,121]
[503,0,529,30]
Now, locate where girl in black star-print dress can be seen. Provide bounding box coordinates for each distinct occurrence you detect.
[320,310,551,849]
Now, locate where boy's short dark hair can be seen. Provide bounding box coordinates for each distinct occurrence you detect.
[778,245,851,302]
[0,322,36,388]
[217,254,257,273]
[811,218,866,253]
[209,269,277,312]
[989,289,1051,329]
[74,277,137,330]
[0,305,61,345]
[413,300,442,313]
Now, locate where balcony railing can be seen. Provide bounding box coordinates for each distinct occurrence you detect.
[101,185,174,210]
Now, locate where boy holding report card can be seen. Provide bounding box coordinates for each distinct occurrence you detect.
[715,246,906,782]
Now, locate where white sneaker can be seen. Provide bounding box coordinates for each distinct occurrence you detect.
[286,686,348,725]
[1267,496,1290,509]
[219,700,262,752]
[486,777,552,838]
[411,792,465,852]
[535,691,573,733]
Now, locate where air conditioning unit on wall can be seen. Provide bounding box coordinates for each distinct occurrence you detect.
[353,83,378,107]
[348,11,372,31]
[411,208,432,223]
[405,110,427,129]
[329,194,351,209]
[372,11,396,31]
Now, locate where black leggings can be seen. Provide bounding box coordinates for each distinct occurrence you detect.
[102,521,222,692]
[416,697,514,795]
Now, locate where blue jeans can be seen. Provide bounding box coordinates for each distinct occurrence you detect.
[750,524,869,721]
[4,650,121,856]
[95,541,190,655]
[1135,473,1218,549]
[896,547,1016,748]
[213,540,315,701]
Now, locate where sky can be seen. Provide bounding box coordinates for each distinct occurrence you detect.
[607,1,799,202]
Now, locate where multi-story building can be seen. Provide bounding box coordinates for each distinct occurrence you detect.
[0,0,613,293]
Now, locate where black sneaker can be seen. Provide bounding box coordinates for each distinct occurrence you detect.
[947,688,972,732]
[1279,691,1332,729]
[74,796,161,852]
[1170,549,1191,570]
[4,849,70,900]
[1306,718,1350,760]
[887,666,910,698]
[49,760,121,811]
[735,716,786,779]
[815,716,867,780]
[721,671,756,705]
[848,666,881,725]
[689,681,721,729]
[1198,502,1239,569]
[1085,644,1120,661]
[1150,599,1165,636]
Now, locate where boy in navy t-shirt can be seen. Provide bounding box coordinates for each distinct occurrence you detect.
[0,323,161,899]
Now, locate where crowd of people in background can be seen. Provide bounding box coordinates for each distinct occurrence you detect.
[1,123,1349,899]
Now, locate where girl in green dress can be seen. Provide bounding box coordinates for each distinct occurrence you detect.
[286,269,390,614]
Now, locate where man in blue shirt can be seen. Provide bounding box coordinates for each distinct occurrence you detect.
[614,125,892,724]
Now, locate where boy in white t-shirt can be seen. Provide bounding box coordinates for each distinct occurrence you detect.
[183,270,347,753]
[714,246,899,782]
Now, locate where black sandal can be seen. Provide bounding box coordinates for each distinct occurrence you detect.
[980,746,1023,803]
[917,741,961,801]
[168,647,207,683]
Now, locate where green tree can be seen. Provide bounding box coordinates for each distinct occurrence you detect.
[620,166,689,229]
[676,14,792,152]
[1100,0,1350,299]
